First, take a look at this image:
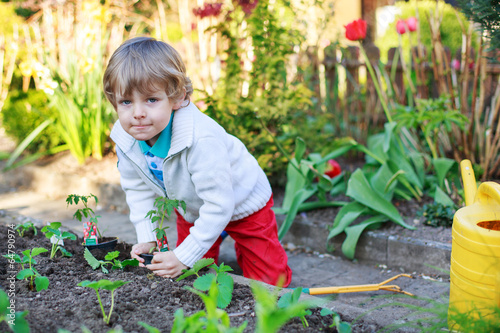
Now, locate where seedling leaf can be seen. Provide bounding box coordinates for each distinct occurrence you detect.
[31,247,48,257]
[104,251,120,261]
[84,248,101,270]
[35,275,49,291]
[193,273,216,291]
[16,269,34,280]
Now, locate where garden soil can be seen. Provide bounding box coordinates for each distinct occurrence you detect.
[0,134,454,332]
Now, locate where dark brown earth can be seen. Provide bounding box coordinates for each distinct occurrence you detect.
[0,224,342,333]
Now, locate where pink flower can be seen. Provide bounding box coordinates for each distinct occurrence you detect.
[193,2,223,18]
[451,59,460,71]
[406,17,418,32]
[396,19,407,35]
[344,19,367,41]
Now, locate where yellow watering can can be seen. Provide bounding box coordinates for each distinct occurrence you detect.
[448,159,500,328]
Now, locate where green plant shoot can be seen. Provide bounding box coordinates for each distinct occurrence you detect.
[251,281,318,333]
[320,308,352,332]
[0,289,30,333]
[277,287,312,328]
[83,248,138,274]
[14,247,49,292]
[41,222,76,259]
[177,258,234,309]
[66,194,102,238]
[171,278,247,333]
[15,221,37,237]
[77,279,130,325]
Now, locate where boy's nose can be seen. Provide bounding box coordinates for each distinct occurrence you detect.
[133,105,146,118]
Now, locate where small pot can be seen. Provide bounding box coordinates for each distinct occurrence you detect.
[84,237,118,251]
[139,253,154,265]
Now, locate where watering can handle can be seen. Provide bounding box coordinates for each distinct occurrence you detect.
[460,160,477,207]
[476,182,500,206]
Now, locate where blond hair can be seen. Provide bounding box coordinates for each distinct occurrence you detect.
[103,37,193,109]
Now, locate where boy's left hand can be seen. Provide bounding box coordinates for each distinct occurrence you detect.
[147,251,188,278]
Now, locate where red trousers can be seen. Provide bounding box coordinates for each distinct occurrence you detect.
[176,196,292,287]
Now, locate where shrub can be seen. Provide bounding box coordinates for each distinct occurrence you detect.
[1,89,62,153]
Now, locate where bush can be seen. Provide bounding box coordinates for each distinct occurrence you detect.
[2,89,62,153]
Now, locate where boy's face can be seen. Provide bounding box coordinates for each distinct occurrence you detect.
[115,89,183,147]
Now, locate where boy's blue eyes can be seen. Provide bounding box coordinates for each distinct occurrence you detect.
[119,98,158,105]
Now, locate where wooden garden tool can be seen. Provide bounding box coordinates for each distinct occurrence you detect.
[302,274,414,296]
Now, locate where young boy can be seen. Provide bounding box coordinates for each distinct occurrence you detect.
[103,36,292,287]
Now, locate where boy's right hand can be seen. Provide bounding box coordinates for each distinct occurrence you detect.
[131,241,156,267]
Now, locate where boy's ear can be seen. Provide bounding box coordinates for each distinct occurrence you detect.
[172,89,187,110]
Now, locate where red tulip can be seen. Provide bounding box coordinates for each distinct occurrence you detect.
[406,17,418,32]
[344,19,367,41]
[324,159,342,178]
[396,19,407,35]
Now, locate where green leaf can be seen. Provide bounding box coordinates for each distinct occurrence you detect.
[294,137,306,163]
[327,202,367,240]
[10,310,30,333]
[35,275,50,291]
[278,187,316,240]
[216,272,234,309]
[138,321,161,333]
[31,247,48,257]
[16,269,35,280]
[61,231,76,240]
[342,215,387,259]
[346,170,414,229]
[104,251,120,261]
[432,158,456,189]
[193,273,216,291]
[121,259,139,267]
[83,248,101,270]
[99,280,130,291]
[434,187,455,207]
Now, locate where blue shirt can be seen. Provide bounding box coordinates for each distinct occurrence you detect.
[138,112,174,188]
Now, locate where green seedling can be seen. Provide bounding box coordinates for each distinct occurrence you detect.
[83,248,138,273]
[277,287,312,328]
[251,281,318,333]
[66,194,102,238]
[177,258,234,309]
[15,221,37,237]
[171,277,247,333]
[41,222,76,259]
[145,197,186,252]
[77,279,130,325]
[319,308,352,333]
[13,247,49,292]
[0,289,30,333]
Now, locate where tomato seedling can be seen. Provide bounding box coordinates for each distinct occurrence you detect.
[66,194,103,239]
[145,197,186,253]
[41,222,76,259]
[77,279,130,324]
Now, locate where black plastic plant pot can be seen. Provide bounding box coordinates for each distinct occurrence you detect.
[139,253,154,265]
[84,237,118,251]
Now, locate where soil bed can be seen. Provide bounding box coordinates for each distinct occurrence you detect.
[0,224,342,333]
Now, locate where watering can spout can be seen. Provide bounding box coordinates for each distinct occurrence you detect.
[460,159,477,207]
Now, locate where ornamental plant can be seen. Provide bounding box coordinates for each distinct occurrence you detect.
[77,279,130,325]
[41,222,76,258]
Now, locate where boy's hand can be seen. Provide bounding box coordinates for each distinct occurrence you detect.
[148,251,188,279]
[131,241,156,267]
